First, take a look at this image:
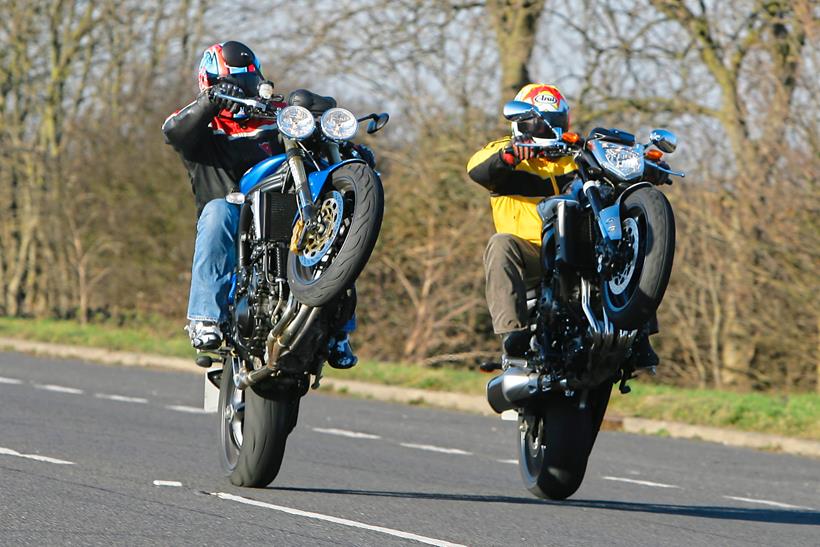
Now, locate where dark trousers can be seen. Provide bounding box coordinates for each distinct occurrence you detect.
[483,233,543,334]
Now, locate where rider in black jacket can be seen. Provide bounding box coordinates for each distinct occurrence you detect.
[163,41,358,368]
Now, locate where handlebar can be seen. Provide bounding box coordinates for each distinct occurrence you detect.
[647,161,685,178]
[213,92,275,115]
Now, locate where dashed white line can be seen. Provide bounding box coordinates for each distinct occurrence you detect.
[213,492,466,547]
[34,384,83,394]
[0,376,22,384]
[602,476,680,489]
[498,459,518,465]
[0,447,74,465]
[724,496,814,510]
[166,405,208,414]
[95,393,149,404]
[153,480,183,487]
[312,427,381,440]
[400,443,472,455]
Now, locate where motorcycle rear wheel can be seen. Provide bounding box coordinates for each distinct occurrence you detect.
[288,162,384,307]
[218,358,300,487]
[518,386,611,500]
[602,187,675,330]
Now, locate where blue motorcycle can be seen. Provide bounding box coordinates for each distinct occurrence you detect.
[205,83,387,487]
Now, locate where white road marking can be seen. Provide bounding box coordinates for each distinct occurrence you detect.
[166,405,208,414]
[34,384,83,394]
[312,427,381,440]
[213,492,466,547]
[724,496,814,511]
[0,376,22,384]
[153,480,183,487]
[602,476,680,489]
[399,443,472,455]
[498,459,518,465]
[95,393,149,404]
[0,447,74,465]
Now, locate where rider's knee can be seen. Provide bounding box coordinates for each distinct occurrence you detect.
[198,199,238,234]
[484,233,521,267]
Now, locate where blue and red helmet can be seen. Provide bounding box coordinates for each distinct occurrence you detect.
[198,41,264,96]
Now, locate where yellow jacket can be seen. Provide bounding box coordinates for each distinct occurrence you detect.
[466,137,578,244]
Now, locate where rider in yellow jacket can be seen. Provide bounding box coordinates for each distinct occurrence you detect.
[467,84,659,366]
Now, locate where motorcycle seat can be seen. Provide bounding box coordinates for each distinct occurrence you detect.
[287,89,337,114]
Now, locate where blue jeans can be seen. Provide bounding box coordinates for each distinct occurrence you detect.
[187,198,357,336]
[187,199,239,323]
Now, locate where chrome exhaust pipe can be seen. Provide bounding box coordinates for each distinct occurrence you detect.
[236,296,320,389]
[487,364,546,413]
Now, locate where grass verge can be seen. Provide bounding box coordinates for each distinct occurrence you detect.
[1,316,818,441]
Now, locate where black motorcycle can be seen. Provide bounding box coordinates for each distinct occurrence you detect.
[485,100,683,499]
[201,82,388,487]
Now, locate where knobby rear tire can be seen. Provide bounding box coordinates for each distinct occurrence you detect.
[287,162,384,307]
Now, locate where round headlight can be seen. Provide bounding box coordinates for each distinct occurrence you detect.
[277,106,315,140]
[320,108,358,141]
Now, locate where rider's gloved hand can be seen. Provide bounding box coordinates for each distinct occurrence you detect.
[646,160,671,185]
[501,138,537,166]
[352,143,376,168]
[208,82,245,114]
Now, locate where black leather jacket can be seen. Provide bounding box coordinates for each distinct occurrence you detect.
[162,92,285,218]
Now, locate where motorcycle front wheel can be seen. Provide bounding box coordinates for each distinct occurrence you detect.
[288,162,384,307]
[518,386,611,500]
[602,187,675,330]
[218,358,300,487]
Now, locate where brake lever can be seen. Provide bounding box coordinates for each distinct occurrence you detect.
[213,92,269,112]
[647,160,685,178]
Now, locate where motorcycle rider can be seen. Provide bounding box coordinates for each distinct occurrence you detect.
[466,83,660,367]
[162,41,364,368]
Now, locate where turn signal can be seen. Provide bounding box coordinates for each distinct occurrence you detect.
[645,149,663,161]
[562,132,580,144]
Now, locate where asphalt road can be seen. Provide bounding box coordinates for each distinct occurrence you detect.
[0,351,817,546]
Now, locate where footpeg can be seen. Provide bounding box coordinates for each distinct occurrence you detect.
[195,355,215,368]
[479,361,502,373]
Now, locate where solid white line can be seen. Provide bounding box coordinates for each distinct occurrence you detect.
[34,384,83,394]
[602,476,680,489]
[213,492,466,547]
[399,443,472,455]
[0,446,74,465]
[724,496,814,510]
[498,459,518,465]
[312,427,381,440]
[95,393,149,404]
[0,376,22,384]
[166,405,208,414]
[153,480,183,487]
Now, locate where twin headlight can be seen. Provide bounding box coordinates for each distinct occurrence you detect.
[276,106,359,141]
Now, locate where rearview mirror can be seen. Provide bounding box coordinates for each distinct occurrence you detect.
[366,113,389,134]
[649,129,677,153]
[503,100,538,122]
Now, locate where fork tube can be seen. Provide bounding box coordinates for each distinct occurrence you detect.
[284,138,315,223]
[326,141,342,164]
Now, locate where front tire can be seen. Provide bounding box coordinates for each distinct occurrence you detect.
[603,187,675,329]
[218,359,300,487]
[288,162,384,307]
[518,387,611,500]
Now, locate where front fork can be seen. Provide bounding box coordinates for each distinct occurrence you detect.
[284,138,318,252]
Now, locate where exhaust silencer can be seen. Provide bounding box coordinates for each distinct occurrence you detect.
[486,366,543,413]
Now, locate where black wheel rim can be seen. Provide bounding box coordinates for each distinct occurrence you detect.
[519,412,546,481]
[604,208,647,311]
